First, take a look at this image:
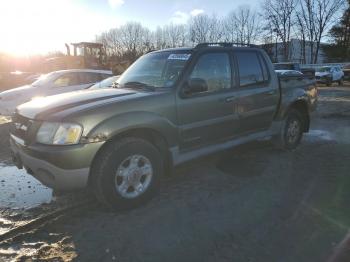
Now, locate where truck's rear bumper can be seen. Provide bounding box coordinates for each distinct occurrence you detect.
[10,135,103,190]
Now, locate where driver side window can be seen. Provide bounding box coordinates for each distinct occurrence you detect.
[187,53,232,95]
[53,73,79,88]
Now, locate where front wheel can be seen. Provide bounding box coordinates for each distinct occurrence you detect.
[273,109,304,150]
[91,137,162,210]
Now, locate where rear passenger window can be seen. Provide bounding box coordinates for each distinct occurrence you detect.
[236,51,267,87]
[53,73,80,87]
[188,53,232,94]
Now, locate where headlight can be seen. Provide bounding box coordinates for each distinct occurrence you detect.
[36,122,83,145]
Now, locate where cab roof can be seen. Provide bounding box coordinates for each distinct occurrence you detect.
[151,42,261,54]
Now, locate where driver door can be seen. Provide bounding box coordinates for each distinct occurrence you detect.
[176,52,239,150]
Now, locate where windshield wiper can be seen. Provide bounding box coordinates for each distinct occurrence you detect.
[122,81,156,91]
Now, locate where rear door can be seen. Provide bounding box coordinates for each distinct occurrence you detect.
[232,50,279,134]
[177,51,239,150]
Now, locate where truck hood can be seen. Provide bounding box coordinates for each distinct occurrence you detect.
[17,88,140,120]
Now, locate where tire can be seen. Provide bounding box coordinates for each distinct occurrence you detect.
[90,137,162,210]
[273,109,304,150]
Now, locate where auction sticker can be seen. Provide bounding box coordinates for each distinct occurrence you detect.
[168,54,191,60]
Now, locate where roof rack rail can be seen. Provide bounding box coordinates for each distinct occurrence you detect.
[194,42,258,49]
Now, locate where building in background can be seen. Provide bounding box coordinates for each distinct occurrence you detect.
[261,39,326,64]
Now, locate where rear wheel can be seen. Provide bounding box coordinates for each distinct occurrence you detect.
[91,137,162,210]
[274,109,304,150]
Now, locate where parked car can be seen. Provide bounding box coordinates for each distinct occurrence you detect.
[89,75,120,89]
[275,70,303,76]
[0,69,112,116]
[10,43,317,210]
[315,66,344,86]
[274,62,315,78]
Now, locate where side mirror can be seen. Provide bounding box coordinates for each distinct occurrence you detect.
[184,78,208,95]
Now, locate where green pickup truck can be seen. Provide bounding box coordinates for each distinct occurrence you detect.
[10,43,318,209]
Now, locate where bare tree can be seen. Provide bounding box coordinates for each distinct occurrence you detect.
[224,6,261,44]
[98,22,151,62]
[261,20,280,62]
[163,23,187,48]
[262,0,297,61]
[97,30,116,57]
[118,22,152,61]
[189,14,211,43]
[296,0,316,62]
[96,1,344,68]
[294,11,308,63]
[153,26,167,50]
[207,15,224,42]
[189,14,224,44]
[297,0,345,63]
[313,0,345,63]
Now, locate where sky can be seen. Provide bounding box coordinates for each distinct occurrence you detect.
[0,0,260,56]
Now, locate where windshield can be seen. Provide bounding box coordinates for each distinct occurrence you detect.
[31,72,56,87]
[317,67,331,72]
[89,76,120,89]
[116,51,191,88]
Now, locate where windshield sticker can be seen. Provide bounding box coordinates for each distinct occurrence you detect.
[168,54,191,60]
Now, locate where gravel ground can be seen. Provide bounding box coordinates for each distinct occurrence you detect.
[0,85,350,262]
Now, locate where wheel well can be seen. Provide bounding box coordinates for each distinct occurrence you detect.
[88,128,172,186]
[288,100,310,132]
[110,128,170,156]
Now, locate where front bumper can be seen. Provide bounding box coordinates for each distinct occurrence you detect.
[10,135,104,190]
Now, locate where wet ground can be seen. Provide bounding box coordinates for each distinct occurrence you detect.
[0,85,349,261]
[0,164,52,210]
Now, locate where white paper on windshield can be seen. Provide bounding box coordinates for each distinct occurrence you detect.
[168,54,191,60]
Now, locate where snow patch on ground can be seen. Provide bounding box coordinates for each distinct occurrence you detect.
[305,130,334,141]
[0,163,53,210]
